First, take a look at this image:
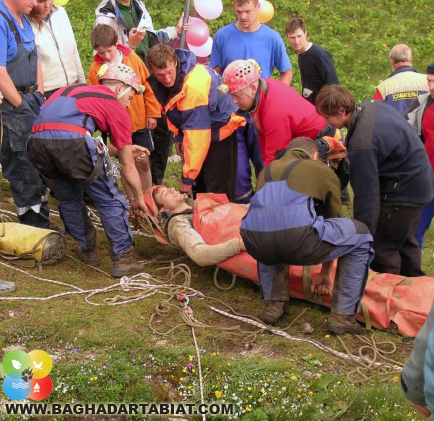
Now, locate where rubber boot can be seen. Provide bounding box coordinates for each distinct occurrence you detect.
[111,247,143,278]
[262,301,289,325]
[327,313,362,335]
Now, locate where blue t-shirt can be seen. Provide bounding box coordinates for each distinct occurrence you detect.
[210,23,291,78]
[0,0,36,66]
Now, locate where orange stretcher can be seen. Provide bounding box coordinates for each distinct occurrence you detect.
[145,189,434,337]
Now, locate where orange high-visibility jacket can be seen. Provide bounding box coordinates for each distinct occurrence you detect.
[148,49,245,185]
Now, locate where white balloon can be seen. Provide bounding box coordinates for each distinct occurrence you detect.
[187,37,213,58]
[258,0,265,11]
[194,0,223,20]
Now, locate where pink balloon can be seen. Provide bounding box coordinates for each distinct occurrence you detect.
[194,0,223,20]
[186,17,210,47]
[187,37,213,58]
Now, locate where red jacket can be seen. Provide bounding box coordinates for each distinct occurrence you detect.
[251,78,325,166]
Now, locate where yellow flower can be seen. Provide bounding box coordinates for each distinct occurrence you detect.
[189,355,193,362]
[215,391,222,399]
[325,335,330,338]
[179,377,184,382]
[182,367,187,373]
[309,353,313,357]
[248,387,252,391]
[337,381,341,385]
[239,388,244,391]
[298,388,302,393]
[227,363,231,366]
[212,352,217,356]
[246,407,252,412]
[291,375,297,381]
[309,391,314,396]
[222,372,226,375]
[192,369,196,373]
[94,377,98,381]
[297,395,301,399]
[179,392,183,396]
[261,388,266,394]
[393,376,399,382]
[55,387,59,391]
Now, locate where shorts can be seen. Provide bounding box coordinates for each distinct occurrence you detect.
[132,128,154,153]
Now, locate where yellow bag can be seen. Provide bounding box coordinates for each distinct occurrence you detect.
[0,222,66,267]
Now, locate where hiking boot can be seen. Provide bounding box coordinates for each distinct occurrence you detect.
[111,247,143,278]
[77,246,100,267]
[262,301,289,325]
[327,313,362,335]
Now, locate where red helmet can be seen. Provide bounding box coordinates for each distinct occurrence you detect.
[97,63,145,94]
[219,59,261,94]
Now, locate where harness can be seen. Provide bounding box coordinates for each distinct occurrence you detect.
[31,84,120,187]
[263,158,305,183]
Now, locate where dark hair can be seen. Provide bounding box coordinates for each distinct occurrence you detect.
[91,24,118,50]
[315,85,356,116]
[285,18,306,35]
[146,45,177,70]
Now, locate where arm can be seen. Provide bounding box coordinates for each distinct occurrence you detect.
[279,69,293,86]
[87,62,99,85]
[117,145,146,212]
[0,66,22,107]
[311,260,334,295]
[167,216,241,266]
[37,60,44,95]
[349,148,380,234]
[316,52,339,85]
[213,66,222,75]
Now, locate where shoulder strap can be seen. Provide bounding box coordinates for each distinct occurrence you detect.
[60,84,86,96]
[71,92,117,101]
[264,158,305,183]
[0,10,20,45]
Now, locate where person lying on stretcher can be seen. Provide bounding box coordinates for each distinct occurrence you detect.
[146,186,246,266]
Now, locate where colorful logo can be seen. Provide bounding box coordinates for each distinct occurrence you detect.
[2,350,53,401]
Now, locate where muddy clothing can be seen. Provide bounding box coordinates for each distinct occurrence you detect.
[166,212,241,266]
[241,149,374,315]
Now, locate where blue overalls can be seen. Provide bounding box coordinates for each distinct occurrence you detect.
[28,85,134,259]
[241,159,375,316]
[0,9,49,228]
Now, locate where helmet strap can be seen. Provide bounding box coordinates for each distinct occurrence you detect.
[117,85,132,100]
[240,85,256,99]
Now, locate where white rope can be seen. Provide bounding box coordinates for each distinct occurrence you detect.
[191,325,206,421]
[209,306,400,371]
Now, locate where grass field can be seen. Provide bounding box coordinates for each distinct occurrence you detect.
[1,0,434,419]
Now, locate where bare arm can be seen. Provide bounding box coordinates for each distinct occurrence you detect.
[279,69,293,86]
[0,66,22,107]
[213,66,222,74]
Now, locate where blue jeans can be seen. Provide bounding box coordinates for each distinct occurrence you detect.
[415,198,434,249]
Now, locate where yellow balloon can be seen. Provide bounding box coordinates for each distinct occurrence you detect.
[258,1,274,23]
[54,0,69,6]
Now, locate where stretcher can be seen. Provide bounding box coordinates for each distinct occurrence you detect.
[144,189,434,337]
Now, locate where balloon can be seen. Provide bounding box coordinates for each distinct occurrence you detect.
[258,0,265,11]
[187,37,213,58]
[54,0,69,5]
[258,1,274,23]
[186,17,210,47]
[194,0,223,20]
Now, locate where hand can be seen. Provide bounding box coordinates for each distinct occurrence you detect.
[131,145,150,161]
[128,27,146,48]
[310,273,332,296]
[179,179,192,195]
[410,402,431,417]
[176,12,191,36]
[130,199,147,217]
[239,238,246,252]
[175,142,184,159]
[146,117,157,130]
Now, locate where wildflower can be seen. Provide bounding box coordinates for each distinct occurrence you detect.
[188,362,194,371]
[192,369,196,373]
[125,375,130,380]
[227,362,231,366]
[182,367,188,373]
[72,349,78,353]
[291,375,297,381]
[189,355,194,362]
[130,350,135,355]
[309,391,314,396]
[246,406,252,412]
[325,335,330,339]
[156,375,162,381]
[393,376,399,382]
[147,364,153,368]
[248,387,252,391]
[179,392,183,396]
[179,378,184,382]
[215,391,222,399]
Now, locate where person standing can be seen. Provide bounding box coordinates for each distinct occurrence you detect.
[146,45,245,200]
[95,0,186,186]
[404,62,434,249]
[316,85,434,276]
[210,0,292,203]
[0,0,49,228]
[373,44,428,114]
[29,0,85,99]
[285,18,339,105]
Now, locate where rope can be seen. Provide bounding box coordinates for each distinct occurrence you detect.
[213,266,237,291]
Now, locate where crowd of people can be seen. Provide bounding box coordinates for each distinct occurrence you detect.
[2,0,434,416]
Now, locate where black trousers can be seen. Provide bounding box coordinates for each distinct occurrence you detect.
[150,115,172,185]
[193,132,238,202]
[370,205,425,277]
